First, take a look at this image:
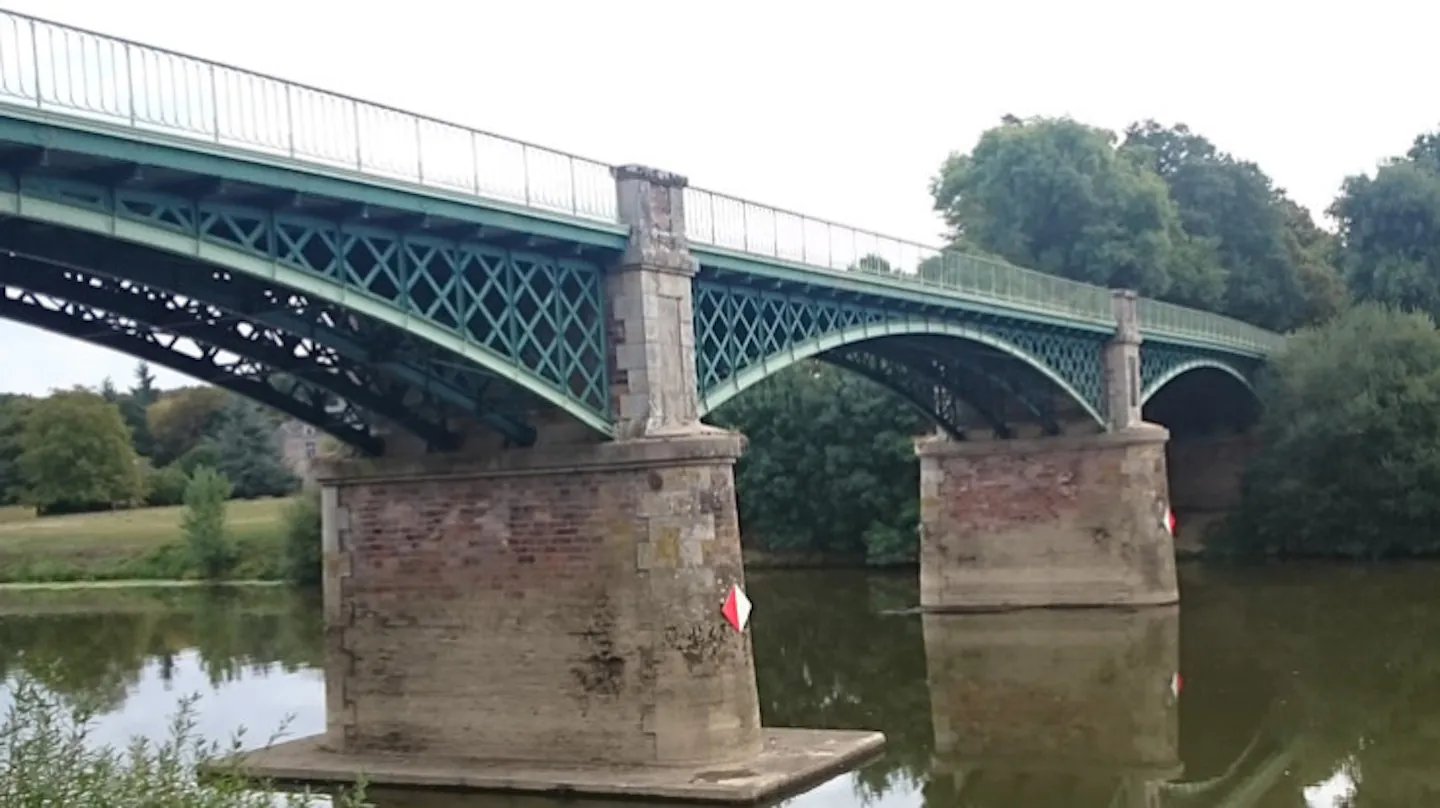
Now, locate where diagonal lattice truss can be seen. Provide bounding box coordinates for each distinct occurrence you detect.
[0,219,566,448]
[694,278,1110,428]
[8,174,611,427]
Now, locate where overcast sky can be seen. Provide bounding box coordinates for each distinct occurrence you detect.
[0,0,1433,396]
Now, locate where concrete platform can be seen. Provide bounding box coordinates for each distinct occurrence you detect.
[220,728,886,804]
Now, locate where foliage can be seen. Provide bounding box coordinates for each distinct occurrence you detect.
[145,464,192,507]
[1221,304,1440,557]
[930,116,1194,299]
[1332,131,1440,324]
[282,487,323,586]
[213,398,299,500]
[182,467,236,581]
[708,361,926,564]
[147,387,229,468]
[17,389,143,514]
[0,675,364,808]
[0,394,33,506]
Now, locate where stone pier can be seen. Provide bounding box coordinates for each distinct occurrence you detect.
[915,290,1179,610]
[229,165,883,802]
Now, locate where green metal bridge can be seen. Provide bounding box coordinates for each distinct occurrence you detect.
[0,11,1282,453]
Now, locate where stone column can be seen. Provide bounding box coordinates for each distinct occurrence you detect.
[606,164,705,438]
[1104,289,1143,430]
[916,427,1179,610]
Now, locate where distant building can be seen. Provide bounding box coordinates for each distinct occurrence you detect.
[277,418,320,487]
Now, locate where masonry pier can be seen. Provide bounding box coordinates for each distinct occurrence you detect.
[230,165,883,802]
[916,291,1180,611]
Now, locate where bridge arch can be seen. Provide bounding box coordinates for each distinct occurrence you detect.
[0,190,612,437]
[1142,358,1256,407]
[698,317,1106,429]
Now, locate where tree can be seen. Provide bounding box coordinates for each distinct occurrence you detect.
[707,361,927,563]
[1122,120,1343,330]
[120,361,161,458]
[17,389,143,513]
[929,116,1200,300]
[1332,129,1440,323]
[212,397,299,499]
[0,395,34,505]
[1222,304,1440,557]
[282,487,323,586]
[182,465,236,580]
[146,387,228,467]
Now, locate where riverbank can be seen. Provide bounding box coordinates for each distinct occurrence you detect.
[0,498,290,583]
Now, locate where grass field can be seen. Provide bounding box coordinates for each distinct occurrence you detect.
[0,497,291,583]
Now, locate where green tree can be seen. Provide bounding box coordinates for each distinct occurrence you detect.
[17,389,142,513]
[120,361,160,458]
[182,465,236,580]
[1332,128,1440,322]
[282,487,323,586]
[1121,120,1343,330]
[0,394,34,505]
[708,361,927,563]
[212,397,299,499]
[930,116,1204,300]
[1222,304,1440,557]
[145,386,228,466]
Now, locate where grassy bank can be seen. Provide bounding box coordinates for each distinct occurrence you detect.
[0,497,289,583]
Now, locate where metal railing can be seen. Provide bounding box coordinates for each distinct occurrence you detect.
[0,10,618,221]
[0,9,1284,354]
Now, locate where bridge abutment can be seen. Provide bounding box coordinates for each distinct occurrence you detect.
[233,165,882,801]
[1167,432,1257,554]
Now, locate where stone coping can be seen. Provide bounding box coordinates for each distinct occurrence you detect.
[318,428,746,485]
[915,424,1169,458]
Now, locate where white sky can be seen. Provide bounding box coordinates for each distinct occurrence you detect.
[0,0,1435,396]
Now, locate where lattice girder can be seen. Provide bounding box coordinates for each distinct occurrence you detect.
[825,347,989,439]
[880,336,1066,436]
[1140,343,1259,405]
[0,219,544,445]
[0,252,469,451]
[1,170,612,427]
[0,282,383,453]
[694,277,1111,422]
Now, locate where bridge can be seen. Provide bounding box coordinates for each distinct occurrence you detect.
[0,10,1278,802]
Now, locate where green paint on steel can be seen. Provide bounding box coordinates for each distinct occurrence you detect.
[0,113,629,252]
[698,316,1107,428]
[1141,358,1256,406]
[0,184,614,436]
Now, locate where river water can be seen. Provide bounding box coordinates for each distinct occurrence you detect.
[0,562,1433,807]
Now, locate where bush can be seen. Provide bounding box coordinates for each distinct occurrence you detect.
[182,466,236,580]
[146,464,191,507]
[282,488,323,586]
[0,675,364,807]
[1222,303,1440,557]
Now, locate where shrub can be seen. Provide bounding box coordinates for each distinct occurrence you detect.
[146,464,192,507]
[182,466,236,581]
[282,488,323,587]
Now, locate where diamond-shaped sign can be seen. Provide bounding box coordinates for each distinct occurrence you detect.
[1162,506,1176,536]
[721,584,752,632]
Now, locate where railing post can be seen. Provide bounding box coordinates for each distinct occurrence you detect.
[1104,289,1143,430]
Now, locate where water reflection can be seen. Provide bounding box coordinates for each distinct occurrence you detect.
[6,564,1440,807]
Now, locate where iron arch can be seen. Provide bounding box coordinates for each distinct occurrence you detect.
[0,188,613,436]
[1141,358,1256,406]
[698,317,1106,428]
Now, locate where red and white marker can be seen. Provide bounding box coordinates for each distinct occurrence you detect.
[721,584,752,633]
[1163,506,1176,536]
[1170,673,1183,698]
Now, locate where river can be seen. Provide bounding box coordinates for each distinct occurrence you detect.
[0,561,1432,807]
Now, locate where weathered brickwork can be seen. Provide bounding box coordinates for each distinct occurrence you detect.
[923,609,1179,773]
[317,432,763,767]
[916,425,1178,610]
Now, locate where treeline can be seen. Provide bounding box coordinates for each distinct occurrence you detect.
[0,362,300,515]
[715,117,1440,561]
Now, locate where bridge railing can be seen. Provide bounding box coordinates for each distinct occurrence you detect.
[0,10,619,222]
[0,10,1285,354]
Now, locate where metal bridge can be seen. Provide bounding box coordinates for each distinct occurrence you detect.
[0,10,1281,453]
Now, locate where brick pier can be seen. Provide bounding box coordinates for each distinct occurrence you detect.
[229,165,883,802]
